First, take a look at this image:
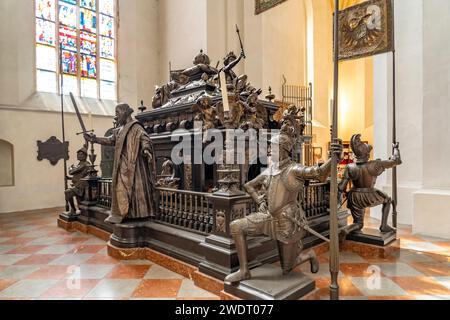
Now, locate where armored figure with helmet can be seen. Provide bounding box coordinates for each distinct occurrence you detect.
[225,129,343,284]
[339,134,402,235]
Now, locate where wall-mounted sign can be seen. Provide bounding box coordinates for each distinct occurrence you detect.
[37,136,69,166]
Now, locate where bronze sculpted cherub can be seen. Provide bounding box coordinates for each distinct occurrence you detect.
[339,134,402,234]
[225,129,343,283]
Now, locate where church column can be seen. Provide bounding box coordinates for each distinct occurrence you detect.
[413,0,450,239]
[371,0,424,226]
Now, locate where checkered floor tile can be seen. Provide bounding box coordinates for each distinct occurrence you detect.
[0,210,218,300]
[0,210,449,300]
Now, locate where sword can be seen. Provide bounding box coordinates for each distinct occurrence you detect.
[69,92,94,136]
[282,212,330,243]
[236,24,246,59]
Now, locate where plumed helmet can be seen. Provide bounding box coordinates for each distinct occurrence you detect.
[350,134,372,163]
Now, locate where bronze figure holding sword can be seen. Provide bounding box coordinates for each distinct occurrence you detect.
[225,120,343,284]
[82,102,158,224]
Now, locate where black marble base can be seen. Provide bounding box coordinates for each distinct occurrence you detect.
[59,212,80,223]
[346,228,397,247]
[224,265,315,300]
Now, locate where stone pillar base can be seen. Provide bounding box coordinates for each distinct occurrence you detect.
[413,189,450,239]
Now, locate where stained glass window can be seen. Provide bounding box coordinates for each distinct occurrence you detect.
[35,0,117,100]
[36,0,56,21]
[36,19,56,46]
[59,2,77,28]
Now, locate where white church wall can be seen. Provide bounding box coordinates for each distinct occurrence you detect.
[413,0,450,238]
[372,0,424,226]
[158,0,208,83]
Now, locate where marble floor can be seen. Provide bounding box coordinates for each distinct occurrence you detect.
[0,209,449,300]
[301,217,450,300]
[0,209,218,300]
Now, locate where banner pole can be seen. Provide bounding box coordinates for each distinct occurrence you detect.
[60,43,69,212]
[329,0,341,301]
[391,0,398,229]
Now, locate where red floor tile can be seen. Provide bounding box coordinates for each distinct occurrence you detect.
[0,279,17,291]
[177,297,220,300]
[85,254,121,265]
[70,245,105,254]
[14,254,61,265]
[340,263,373,277]
[41,279,99,298]
[391,277,450,295]
[5,245,48,254]
[424,252,450,263]
[432,242,450,250]
[26,266,71,280]
[56,237,90,245]
[132,279,182,298]
[106,265,151,279]
[368,296,416,300]
[1,238,39,246]
[410,262,450,277]
[313,277,363,298]
[0,231,26,237]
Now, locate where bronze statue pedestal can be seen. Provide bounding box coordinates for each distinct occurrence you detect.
[59,212,79,223]
[346,228,397,247]
[224,265,315,300]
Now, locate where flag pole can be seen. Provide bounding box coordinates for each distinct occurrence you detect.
[60,43,69,212]
[391,0,398,229]
[329,0,341,301]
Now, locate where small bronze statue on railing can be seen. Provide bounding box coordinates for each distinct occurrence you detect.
[339,134,402,235]
[85,104,158,224]
[224,129,343,283]
[64,146,90,216]
[157,159,180,189]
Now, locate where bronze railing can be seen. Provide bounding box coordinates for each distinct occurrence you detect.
[96,179,330,233]
[157,187,213,235]
[98,178,112,208]
[302,182,330,219]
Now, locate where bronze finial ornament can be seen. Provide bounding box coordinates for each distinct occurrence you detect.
[84,104,158,224]
[339,134,402,234]
[224,129,343,284]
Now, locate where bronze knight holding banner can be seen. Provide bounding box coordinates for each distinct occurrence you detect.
[339,134,402,235]
[85,104,157,224]
[225,129,343,283]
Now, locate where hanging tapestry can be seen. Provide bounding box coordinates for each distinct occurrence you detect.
[338,0,394,61]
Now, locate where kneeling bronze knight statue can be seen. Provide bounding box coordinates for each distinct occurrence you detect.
[339,134,402,235]
[225,132,343,284]
[65,146,90,215]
